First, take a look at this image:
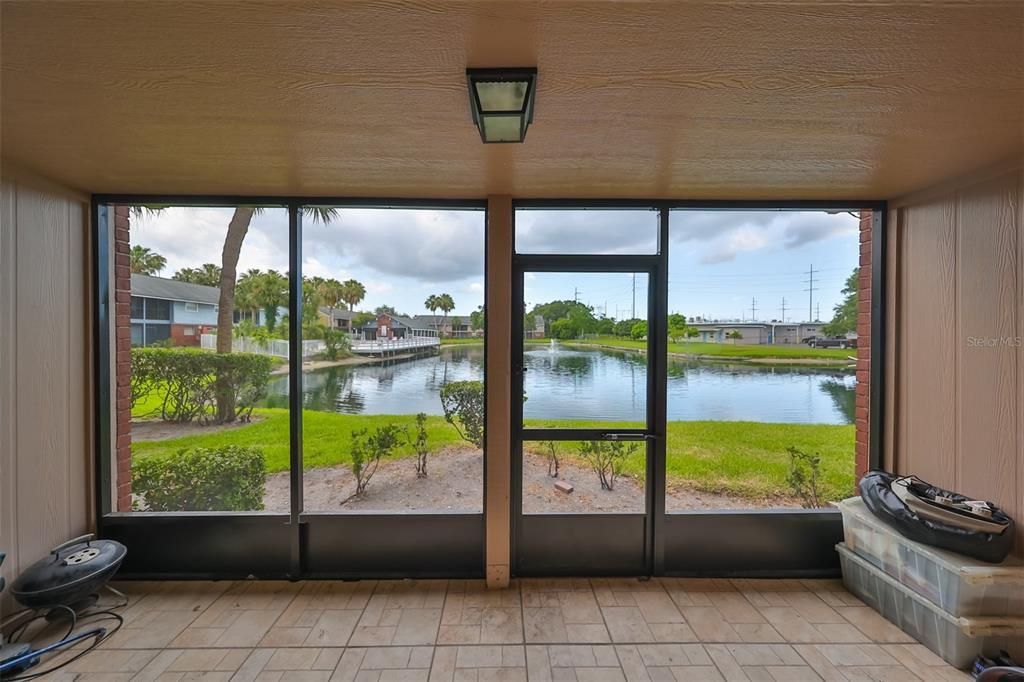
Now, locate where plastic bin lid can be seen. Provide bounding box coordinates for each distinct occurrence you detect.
[837,497,1024,585]
[836,543,1024,636]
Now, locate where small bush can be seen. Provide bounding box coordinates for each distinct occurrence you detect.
[541,440,560,478]
[440,380,484,449]
[321,327,350,361]
[132,445,266,511]
[404,412,430,478]
[579,440,638,490]
[130,347,273,424]
[786,446,823,508]
[348,424,402,500]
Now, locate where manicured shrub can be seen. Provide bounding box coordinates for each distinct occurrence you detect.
[132,445,266,511]
[130,347,273,424]
[785,446,823,508]
[578,440,638,491]
[348,424,402,500]
[404,412,430,478]
[439,380,484,449]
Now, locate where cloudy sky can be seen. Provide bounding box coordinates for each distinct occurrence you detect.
[133,207,858,322]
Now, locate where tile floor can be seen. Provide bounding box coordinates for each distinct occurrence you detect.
[28,578,970,681]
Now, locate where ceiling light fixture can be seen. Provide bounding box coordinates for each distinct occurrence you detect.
[466,67,537,143]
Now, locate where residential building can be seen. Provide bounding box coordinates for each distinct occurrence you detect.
[130,274,219,346]
[409,314,476,337]
[356,312,437,340]
[319,306,357,332]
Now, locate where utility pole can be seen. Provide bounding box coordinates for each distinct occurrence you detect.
[573,287,581,304]
[631,273,637,320]
[779,297,787,322]
[804,264,817,323]
[750,297,758,321]
[815,302,821,322]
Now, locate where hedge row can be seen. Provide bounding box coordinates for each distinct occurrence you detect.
[131,347,273,423]
[133,445,265,511]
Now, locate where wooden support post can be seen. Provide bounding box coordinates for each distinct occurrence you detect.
[485,195,512,588]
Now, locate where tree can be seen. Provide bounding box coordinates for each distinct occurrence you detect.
[353,311,376,329]
[340,279,366,312]
[375,304,398,316]
[317,278,345,329]
[128,205,337,422]
[424,295,440,331]
[822,267,859,338]
[726,330,743,343]
[631,320,648,340]
[234,269,263,323]
[437,293,455,336]
[614,318,640,337]
[550,318,578,340]
[470,305,485,331]
[254,270,288,332]
[213,207,337,423]
[130,245,167,275]
[173,263,221,287]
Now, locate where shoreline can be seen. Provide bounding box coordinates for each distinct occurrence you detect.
[271,351,427,375]
[563,341,853,367]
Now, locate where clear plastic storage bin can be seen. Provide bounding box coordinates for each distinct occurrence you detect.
[838,543,1024,668]
[837,497,1024,617]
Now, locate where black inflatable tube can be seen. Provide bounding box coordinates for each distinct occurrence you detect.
[859,470,1015,564]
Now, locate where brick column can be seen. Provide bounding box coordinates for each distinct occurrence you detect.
[113,206,133,511]
[855,210,872,479]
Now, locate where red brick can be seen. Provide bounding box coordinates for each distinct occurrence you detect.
[115,264,130,279]
[115,241,129,254]
[116,434,131,449]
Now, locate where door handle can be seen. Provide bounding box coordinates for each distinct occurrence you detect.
[602,433,656,441]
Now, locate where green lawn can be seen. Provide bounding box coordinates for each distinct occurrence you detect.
[132,408,853,502]
[438,338,484,346]
[564,336,852,361]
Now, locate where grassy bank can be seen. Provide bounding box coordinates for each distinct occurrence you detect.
[563,336,851,362]
[131,408,854,501]
[439,338,484,346]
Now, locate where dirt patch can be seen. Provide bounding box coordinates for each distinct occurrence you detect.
[131,416,265,442]
[264,447,796,512]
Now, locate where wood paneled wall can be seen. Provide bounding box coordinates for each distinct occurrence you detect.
[0,163,92,609]
[886,159,1024,557]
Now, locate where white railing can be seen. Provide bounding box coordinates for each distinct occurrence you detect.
[349,336,439,354]
[200,334,324,359]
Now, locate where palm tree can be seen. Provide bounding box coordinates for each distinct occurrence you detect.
[234,269,262,323]
[425,295,440,334]
[212,206,337,421]
[341,279,366,312]
[130,205,337,421]
[437,293,455,337]
[173,262,221,286]
[129,245,167,275]
[254,270,288,332]
[317,278,345,329]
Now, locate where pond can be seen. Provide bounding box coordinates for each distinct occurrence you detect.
[264,343,856,424]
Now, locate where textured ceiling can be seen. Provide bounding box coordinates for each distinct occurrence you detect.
[2,1,1022,199]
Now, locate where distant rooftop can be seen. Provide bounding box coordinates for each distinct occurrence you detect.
[131,274,219,305]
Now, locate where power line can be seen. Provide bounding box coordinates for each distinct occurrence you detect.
[750,297,758,321]
[779,297,787,322]
[804,264,817,323]
[631,273,636,320]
